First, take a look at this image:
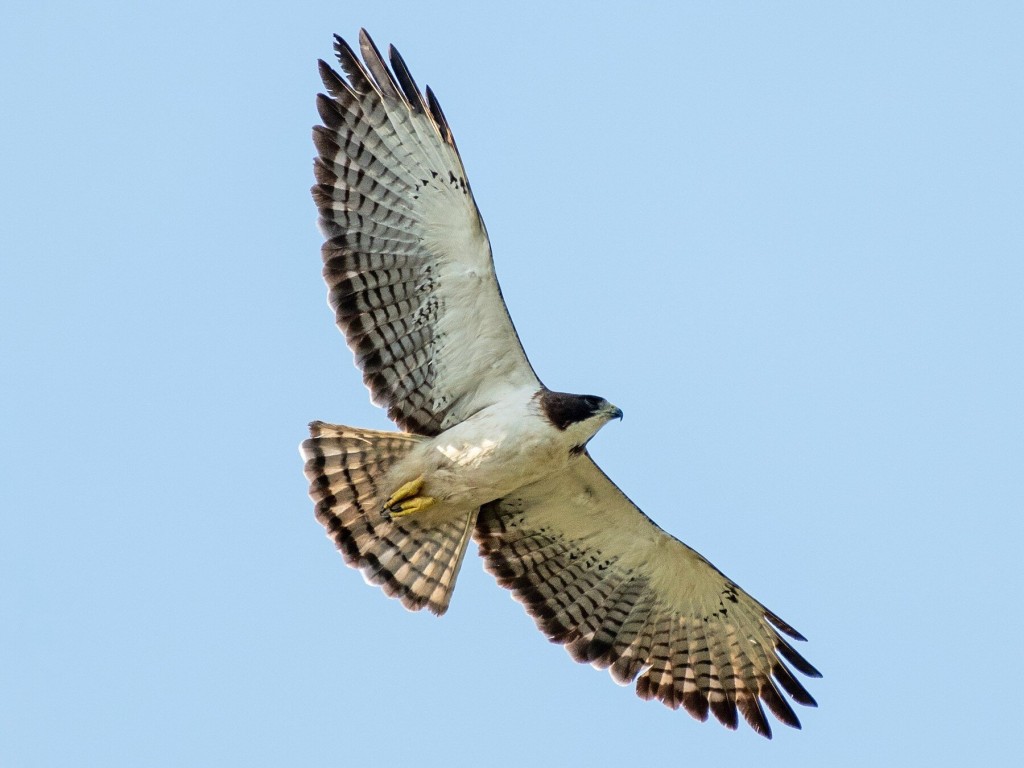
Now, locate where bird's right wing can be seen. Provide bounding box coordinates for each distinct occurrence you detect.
[475,455,820,738]
[312,31,540,436]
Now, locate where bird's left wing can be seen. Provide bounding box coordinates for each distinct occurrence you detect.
[313,31,540,436]
[475,456,821,738]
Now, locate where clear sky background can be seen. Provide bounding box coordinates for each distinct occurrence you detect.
[2,1,1022,765]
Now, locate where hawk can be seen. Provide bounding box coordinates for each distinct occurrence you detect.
[301,30,820,737]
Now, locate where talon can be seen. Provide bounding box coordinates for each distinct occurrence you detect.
[387,495,437,519]
[385,475,425,508]
[382,475,435,519]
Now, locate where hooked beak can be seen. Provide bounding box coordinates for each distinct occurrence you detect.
[609,406,624,421]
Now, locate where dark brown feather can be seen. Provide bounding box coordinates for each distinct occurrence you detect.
[387,43,427,114]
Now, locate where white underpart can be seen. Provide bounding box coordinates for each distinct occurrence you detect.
[390,388,611,511]
[437,437,498,468]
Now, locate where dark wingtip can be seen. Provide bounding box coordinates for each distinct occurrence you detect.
[776,635,822,679]
[331,33,375,95]
[388,42,426,113]
[764,608,808,642]
[317,59,349,99]
[425,85,456,148]
[357,28,381,65]
[315,92,344,129]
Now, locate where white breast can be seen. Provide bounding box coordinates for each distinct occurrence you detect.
[415,388,573,507]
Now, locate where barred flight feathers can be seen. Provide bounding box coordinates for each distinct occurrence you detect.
[305,31,819,738]
[474,456,821,737]
[313,29,539,436]
[301,421,476,615]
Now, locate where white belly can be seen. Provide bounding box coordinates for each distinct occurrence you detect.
[392,393,573,509]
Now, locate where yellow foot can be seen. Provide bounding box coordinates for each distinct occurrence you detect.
[383,475,436,519]
[387,495,437,519]
[385,476,425,508]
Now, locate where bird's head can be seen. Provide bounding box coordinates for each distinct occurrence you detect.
[536,390,623,450]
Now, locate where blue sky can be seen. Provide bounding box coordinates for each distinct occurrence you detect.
[2,1,1022,765]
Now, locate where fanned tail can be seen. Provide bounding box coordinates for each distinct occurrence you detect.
[301,421,476,615]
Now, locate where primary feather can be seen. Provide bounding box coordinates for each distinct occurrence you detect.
[303,29,820,737]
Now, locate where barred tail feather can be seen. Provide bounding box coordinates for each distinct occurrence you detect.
[301,421,476,615]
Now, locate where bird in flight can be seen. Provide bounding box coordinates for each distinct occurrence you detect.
[301,30,820,737]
